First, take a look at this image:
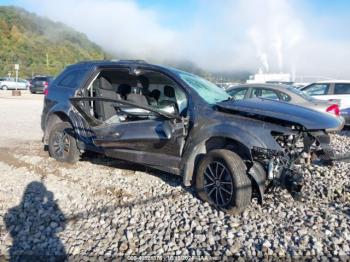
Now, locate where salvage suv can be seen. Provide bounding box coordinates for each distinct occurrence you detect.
[41,60,346,213]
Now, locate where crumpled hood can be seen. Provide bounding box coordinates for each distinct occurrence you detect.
[217,98,344,131]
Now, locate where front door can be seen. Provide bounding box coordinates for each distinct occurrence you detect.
[70,97,187,173]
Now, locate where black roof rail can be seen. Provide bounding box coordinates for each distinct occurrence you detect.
[71,60,104,66]
[117,59,148,64]
[72,59,148,66]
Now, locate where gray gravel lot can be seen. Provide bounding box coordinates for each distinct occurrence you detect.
[0,92,349,260]
[0,91,43,147]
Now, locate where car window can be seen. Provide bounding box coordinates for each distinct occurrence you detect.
[279,92,291,101]
[227,88,248,100]
[252,88,279,100]
[58,70,87,88]
[178,72,230,104]
[286,86,316,102]
[34,77,49,81]
[303,83,329,95]
[334,83,350,94]
[140,71,188,116]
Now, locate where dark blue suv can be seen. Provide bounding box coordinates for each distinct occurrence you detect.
[41,60,345,213]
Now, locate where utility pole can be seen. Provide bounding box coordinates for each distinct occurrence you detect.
[13,64,21,96]
[14,64,19,83]
[46,53,49,73]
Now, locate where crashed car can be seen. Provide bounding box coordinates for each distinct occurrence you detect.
[41,60,346,213]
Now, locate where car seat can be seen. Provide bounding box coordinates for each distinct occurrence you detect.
[126,86,149,106]
[95,77,121,121]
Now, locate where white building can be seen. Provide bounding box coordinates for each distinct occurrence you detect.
[246,71,291,84]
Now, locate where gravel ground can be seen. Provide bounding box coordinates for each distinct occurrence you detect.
[0,93,349,260]
[0,91,43,147]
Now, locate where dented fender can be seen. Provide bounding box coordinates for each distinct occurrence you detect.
[248,162,267,203]
[180,120,284,187]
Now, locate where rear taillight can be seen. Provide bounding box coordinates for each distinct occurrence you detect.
[326,104,340,116]
[43,81,49,96]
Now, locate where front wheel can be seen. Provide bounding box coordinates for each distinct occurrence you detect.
[48,122,80,163]
[195,149,252,214]
[1,85,8,90]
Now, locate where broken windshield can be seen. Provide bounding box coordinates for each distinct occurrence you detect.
[178,72,230,104]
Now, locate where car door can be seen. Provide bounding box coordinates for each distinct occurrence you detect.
[327,83,350,109]
[227,87,249,100]
[7,79,16,89]
[18,79,27,89]
[302,83,331,101]
[70,96,187,173]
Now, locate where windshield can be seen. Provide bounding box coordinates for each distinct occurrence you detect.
[286,86,317,102]
[178,72,231,104]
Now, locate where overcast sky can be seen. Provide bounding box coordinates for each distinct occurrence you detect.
[2,0,350,78]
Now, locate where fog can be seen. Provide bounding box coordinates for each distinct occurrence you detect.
[25,0,350,78]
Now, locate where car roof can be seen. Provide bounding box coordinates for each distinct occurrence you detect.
[69,60,147,68]
[67,59,177,73]
[227,83,292,91]
[316,80,350,84]
[33,75,53,78]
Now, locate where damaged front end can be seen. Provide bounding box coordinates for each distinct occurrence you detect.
[216,98,348,198]
[252,126,349,198]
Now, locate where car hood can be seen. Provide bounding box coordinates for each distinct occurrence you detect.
[217,98,344,131]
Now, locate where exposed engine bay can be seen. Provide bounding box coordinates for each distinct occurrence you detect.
[252,126,350,198]
[214,97,349,198]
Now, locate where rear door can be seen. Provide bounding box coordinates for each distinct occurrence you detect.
[70,97,187,172]
[251,88,280,101]
[328,83,350,109]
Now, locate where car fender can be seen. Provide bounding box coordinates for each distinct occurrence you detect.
[180,122,279,187]
[42,102,73,142]
[248,162,266,204]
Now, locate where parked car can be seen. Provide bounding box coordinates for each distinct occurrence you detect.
[30,76,54,93]
[0,78,29,90]
[41,60,345,213]
[301,80,350,119]
[226,83,341,117]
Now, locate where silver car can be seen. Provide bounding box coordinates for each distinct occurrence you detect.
[226,83,340,117]
[0,78,29,90]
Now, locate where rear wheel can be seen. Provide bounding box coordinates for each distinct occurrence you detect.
[195,149,252,214]
[48,122,80,163]
[1,85,8,90]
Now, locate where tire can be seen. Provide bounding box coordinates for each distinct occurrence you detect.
[195,149,252,214]
[48,122,80,163]
[1,85,8,90]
